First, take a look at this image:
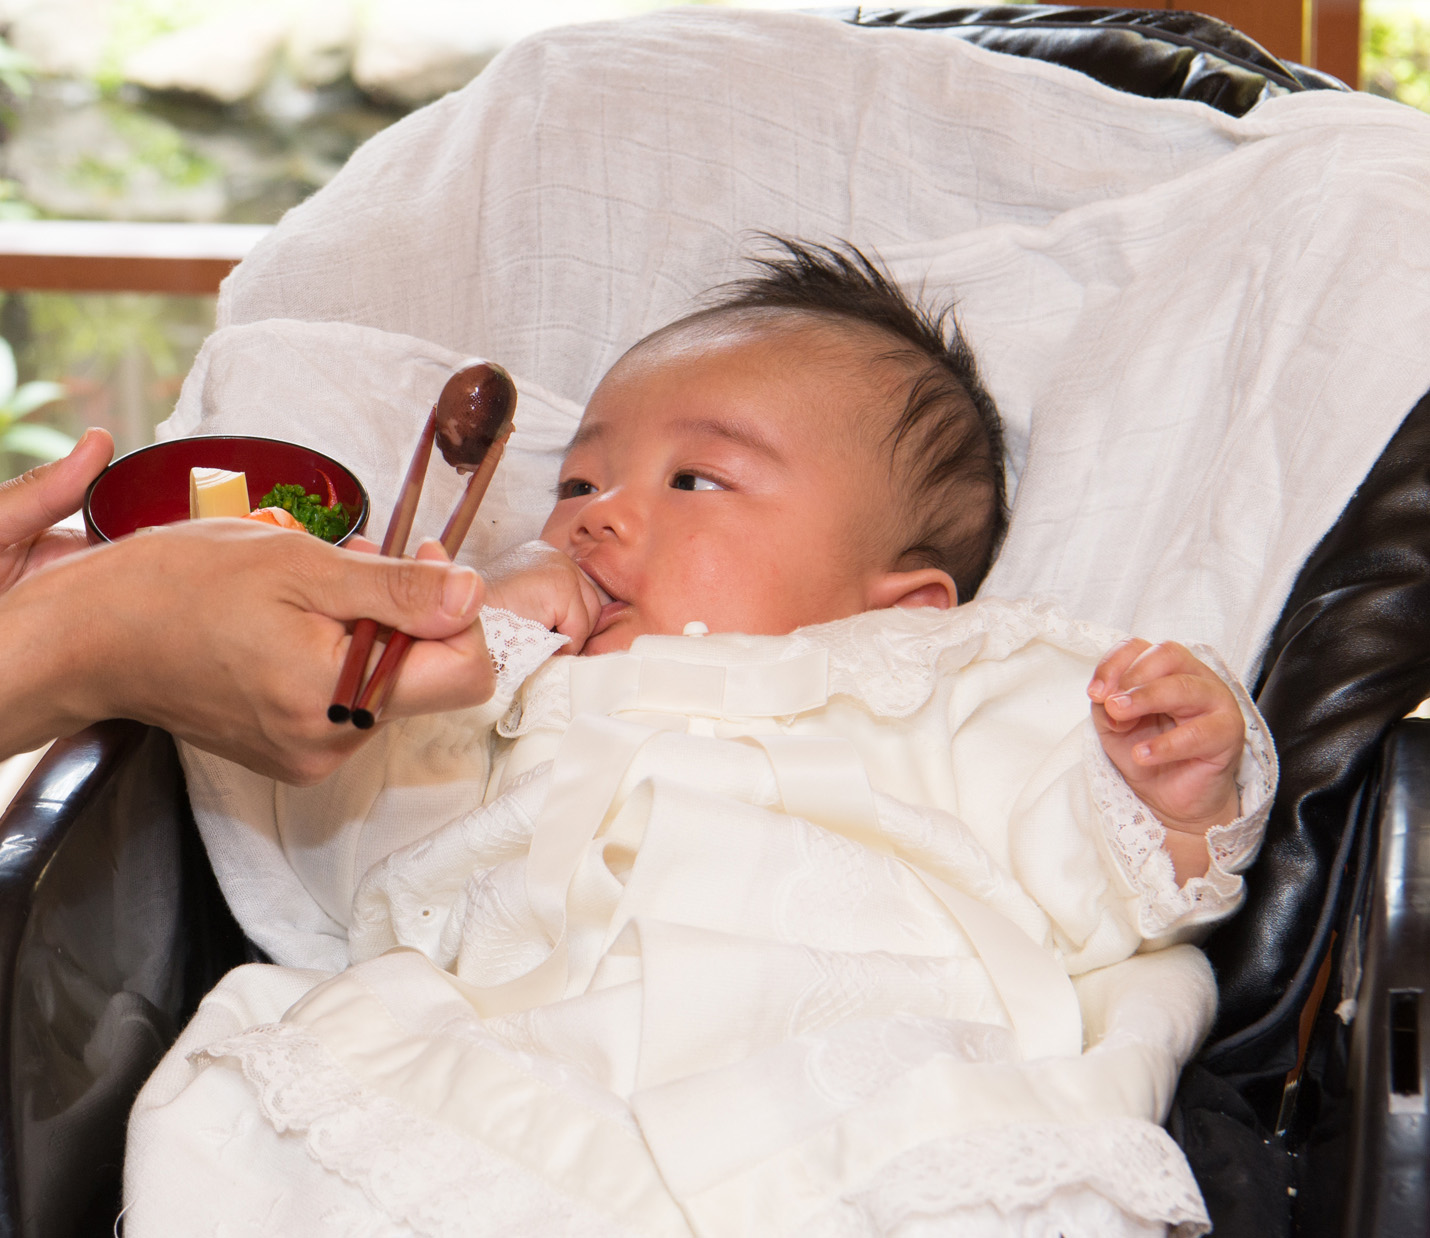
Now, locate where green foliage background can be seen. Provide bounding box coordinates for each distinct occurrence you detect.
[1365,4,1430,109]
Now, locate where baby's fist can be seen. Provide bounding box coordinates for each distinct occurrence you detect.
[481,540,602,652]
[1088,639,1243,880]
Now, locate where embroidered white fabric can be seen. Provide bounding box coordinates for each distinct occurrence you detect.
[199,1022,1205,1238]
[504,598,1124,737]
[485,598,1270,943]
[346,764,549,969]
[198,1023,632,1238]
[1085,646,1277,938]
[794,1119,1208,1238]
[794,598,1121,719]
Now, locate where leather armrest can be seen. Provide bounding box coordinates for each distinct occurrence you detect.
[0,722,245,1236]
[1343,718,1430,1234]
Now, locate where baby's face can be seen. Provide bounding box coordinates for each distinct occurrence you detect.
[540,320,903,655]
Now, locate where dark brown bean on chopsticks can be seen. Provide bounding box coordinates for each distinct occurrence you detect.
[347,361,518,729]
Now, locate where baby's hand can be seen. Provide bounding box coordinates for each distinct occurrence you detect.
[1088,639,1244,882]
[481,540,603,652]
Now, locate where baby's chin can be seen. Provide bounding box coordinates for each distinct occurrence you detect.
[579,612,707,656]
[579,613,644,656]
[579,629,635,657]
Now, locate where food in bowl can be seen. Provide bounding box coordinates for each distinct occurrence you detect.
[189,467,251,519]
[252,483,352,541]
[84,436,370,547]
[185,467,354,541]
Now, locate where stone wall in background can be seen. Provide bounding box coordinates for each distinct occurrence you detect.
[0,0,642,106]
[0,0,762,223]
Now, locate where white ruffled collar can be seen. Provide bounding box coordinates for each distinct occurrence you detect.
[500,597,1122,737]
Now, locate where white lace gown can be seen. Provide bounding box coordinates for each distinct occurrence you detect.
[123,599,1274,1238]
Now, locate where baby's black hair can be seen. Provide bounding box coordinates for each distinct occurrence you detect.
[696,237,1008,600]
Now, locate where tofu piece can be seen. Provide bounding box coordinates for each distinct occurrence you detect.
[189,467,250,519]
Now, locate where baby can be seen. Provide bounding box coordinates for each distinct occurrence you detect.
[125,241,1270,1238]
[483,238,1244,885]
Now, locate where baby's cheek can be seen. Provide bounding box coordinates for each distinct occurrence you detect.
[537,510,569,545]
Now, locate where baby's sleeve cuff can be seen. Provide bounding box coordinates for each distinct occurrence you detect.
[481,605,569,699]
[1086,645,1277,940]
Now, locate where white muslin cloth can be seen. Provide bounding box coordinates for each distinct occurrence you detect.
[191,6,1430,680]
[126,602,1274,1237]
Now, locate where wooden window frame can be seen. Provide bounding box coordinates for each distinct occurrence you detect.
[0,220,270,296]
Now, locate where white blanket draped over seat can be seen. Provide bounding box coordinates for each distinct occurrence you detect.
[125,7,1430,1237]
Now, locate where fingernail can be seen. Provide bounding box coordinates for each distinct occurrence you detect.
[1089,679,1104,697]
[442,567,481,617]
[1135,743,1152,761]
[1111,693,1132,709]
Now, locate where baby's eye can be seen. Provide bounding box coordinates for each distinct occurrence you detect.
[556,478,598,500]
[671,472,724,492]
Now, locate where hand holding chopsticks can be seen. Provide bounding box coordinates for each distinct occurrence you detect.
[329,360,516,728]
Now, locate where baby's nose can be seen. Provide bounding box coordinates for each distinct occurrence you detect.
[573,487,637,542]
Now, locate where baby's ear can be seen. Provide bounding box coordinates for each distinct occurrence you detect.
[868,568,958,612]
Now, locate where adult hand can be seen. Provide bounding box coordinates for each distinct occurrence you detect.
[0,427,113,592]
[2,519,496,783]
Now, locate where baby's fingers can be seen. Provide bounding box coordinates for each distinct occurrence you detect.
[1106,677,1243,762]
[1104,671,1224,723]
[549,572,602,652]
[1126,713,1243,767]
[1089,638,1151,701]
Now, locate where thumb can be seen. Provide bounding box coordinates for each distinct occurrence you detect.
[0,427,114,546]
[307,548,485,638]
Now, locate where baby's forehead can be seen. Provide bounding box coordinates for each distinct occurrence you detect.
[628,305,900,367]
[564,312,911,470]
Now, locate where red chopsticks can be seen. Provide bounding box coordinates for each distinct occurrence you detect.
[347,437,509,728]
[328,360,516,728]
[327,410,438,723]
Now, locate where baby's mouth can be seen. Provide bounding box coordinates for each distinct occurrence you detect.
[577,564,629,638]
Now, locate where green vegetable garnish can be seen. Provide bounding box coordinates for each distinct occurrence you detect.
[257,483,350,542]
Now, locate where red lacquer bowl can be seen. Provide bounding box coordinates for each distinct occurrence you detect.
[83,435,370,546]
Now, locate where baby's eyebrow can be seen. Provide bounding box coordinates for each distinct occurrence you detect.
[676,417,788,463]
[564,421,606,454]
[563,416,788,463]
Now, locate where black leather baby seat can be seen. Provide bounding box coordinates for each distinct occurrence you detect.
[1,9,1425,1237]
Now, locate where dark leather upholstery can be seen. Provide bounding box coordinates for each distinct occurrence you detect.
[835,5,1349,115]
[0,722,246,1237]
[1202,391,1430,1103]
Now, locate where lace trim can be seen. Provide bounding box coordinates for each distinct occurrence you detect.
[507,597,1125,735]
[1087,646,1276,938]
[480,605,567,695]
[797,1118,1209,1238]
[196,1024,1204,1238]
[196,1023,626,1238]
[810,596,1122,718]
